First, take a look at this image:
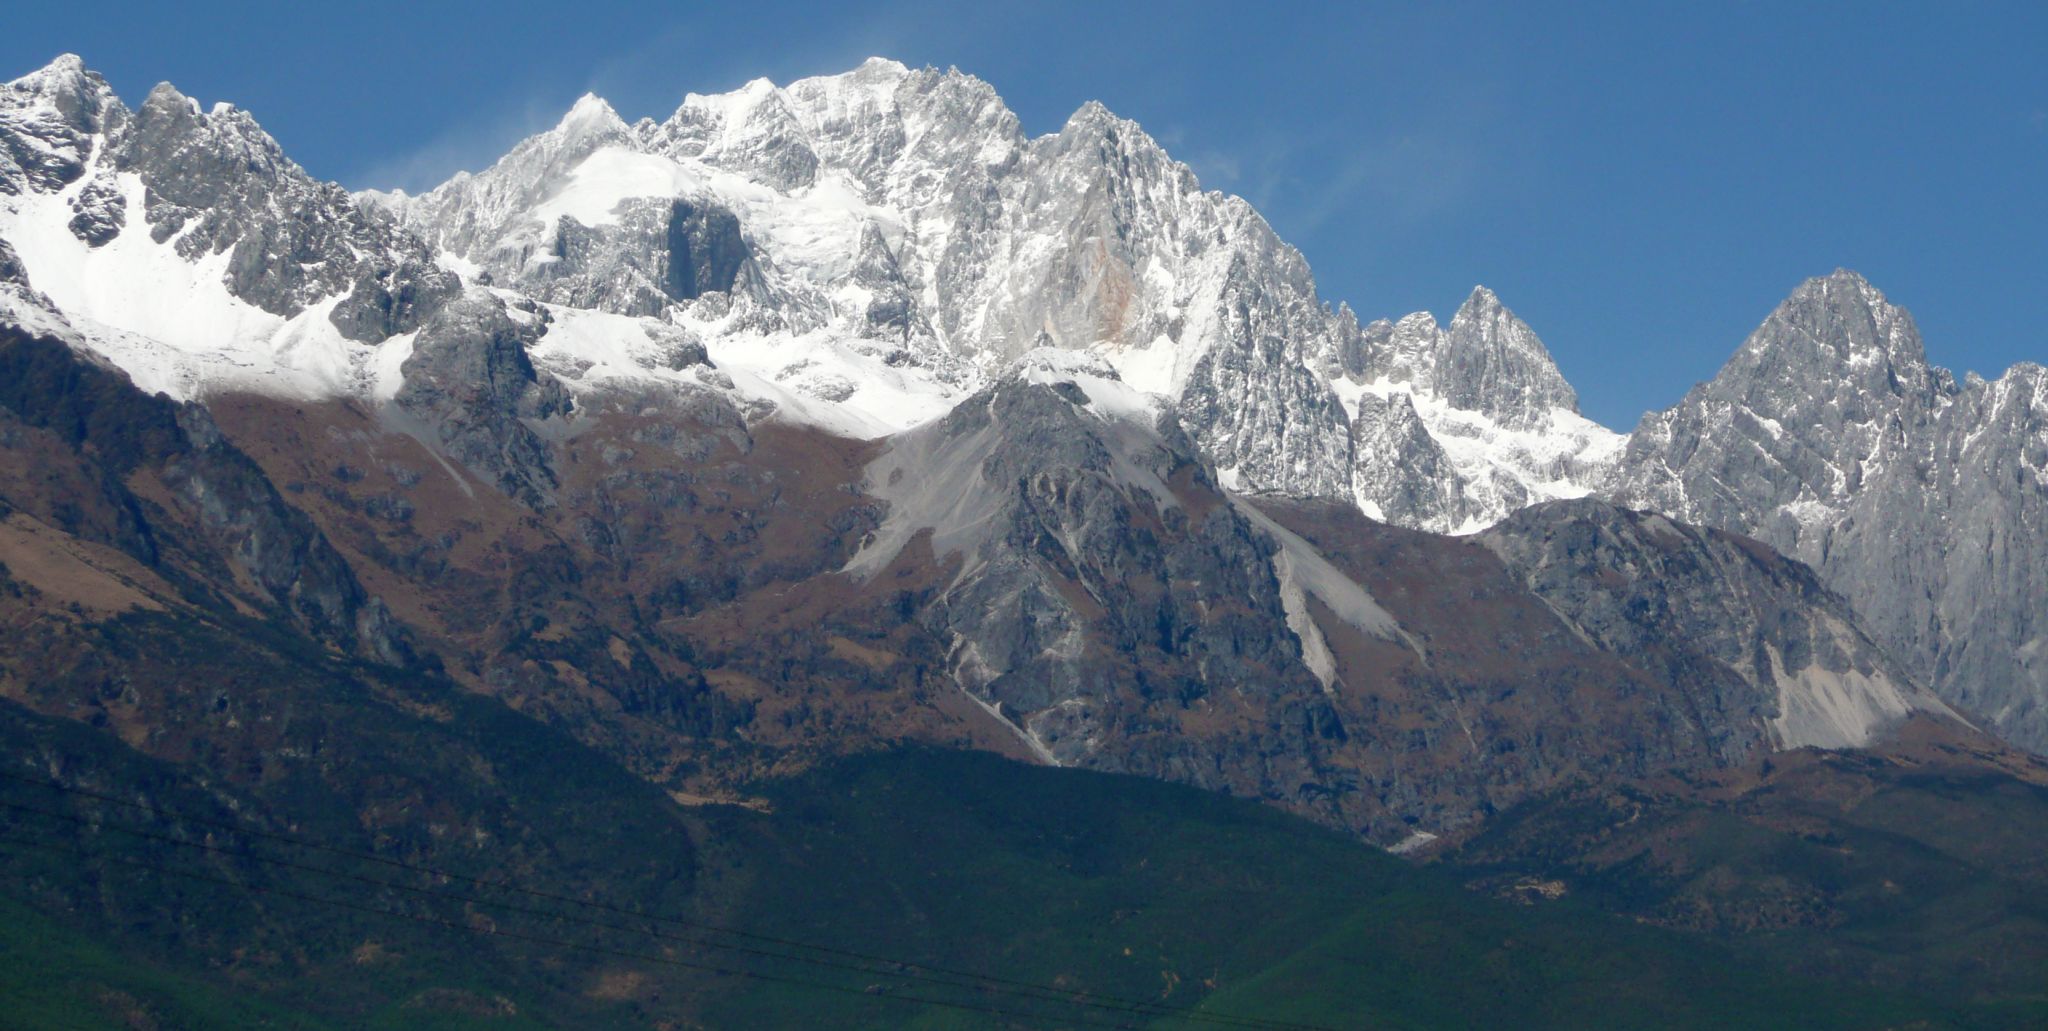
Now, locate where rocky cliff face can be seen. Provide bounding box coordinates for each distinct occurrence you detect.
[1610,271,2048,751]
[842,349,1339,771]
[828,354,1970,840]
[391,290,573,507]
[1480,500,1957,752]
[1424,286,1582,429]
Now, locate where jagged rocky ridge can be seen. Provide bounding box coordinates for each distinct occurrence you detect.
[4,310,1962,847]
[0,55,454,355]
[0,49,2040,818]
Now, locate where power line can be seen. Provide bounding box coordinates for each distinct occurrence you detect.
[0,798,1298,1031]
[0,831,1147,1030]
[0,770,1330,1031]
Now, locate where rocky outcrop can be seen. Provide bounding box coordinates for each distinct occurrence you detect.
[846,350,1336,767]
[0,54,120,195]
[663,199,753,300]
[393,290,572,507]
[1338,290,1625,533]
[1427,287,1581,430]
[1481,500,1957,752]
[1611,271,1944,532]
[114,82,457,341]
[0,237,31,291]
[1346,391,1480,526]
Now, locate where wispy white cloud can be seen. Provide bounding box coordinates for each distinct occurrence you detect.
[1181,124,1482,241]
[1179,147,1243,189]
[346,93,568,193]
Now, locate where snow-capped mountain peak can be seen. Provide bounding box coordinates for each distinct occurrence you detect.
[557,92,629,139]
[7,52,104,113]
[1338,286,1620,533]
[0,55,458,397]
[2,53,121,192]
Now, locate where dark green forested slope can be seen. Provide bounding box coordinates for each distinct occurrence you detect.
[0,668,1968,1029]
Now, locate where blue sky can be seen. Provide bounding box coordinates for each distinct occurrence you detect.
[6,1,2043,428]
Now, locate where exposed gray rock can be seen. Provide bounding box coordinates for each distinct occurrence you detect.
[1612,270,1946,531]
[643,321,711,371]
[1609,271,2048,751]
[1347,391,1485,527]
[848,220,920,340]
[1481,499,1956,753]
[1355,312,1441,389]
[0,237,28,290]
[1340,290,1623,533]
[848,352,1333,770]
[393,290,572,507]
[526,203,684,317]
[0,54,122,195]
[63,175,123,245]
[111,82,458,341]
[1175,252,1356,498]
[1434,287,1581,429]
[373,96,781,322]
[1,56,458,343]
[663,199,751,300]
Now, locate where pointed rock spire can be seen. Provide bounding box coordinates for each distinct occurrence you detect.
[1436,285,1578,426]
